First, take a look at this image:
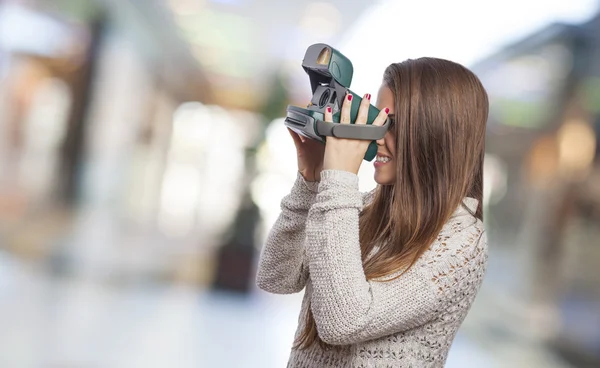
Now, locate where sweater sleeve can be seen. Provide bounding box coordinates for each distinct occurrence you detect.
[305,169,487,345]
[255,171,319,294]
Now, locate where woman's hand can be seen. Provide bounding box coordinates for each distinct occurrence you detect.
[288,128,325,182]
[322,93,389,174]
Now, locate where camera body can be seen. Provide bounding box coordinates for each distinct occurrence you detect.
[284,43,389,162]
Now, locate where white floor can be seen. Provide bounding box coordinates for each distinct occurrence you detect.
[0,250,576,368]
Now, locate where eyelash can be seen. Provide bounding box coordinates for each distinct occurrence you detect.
[388,118,396,131]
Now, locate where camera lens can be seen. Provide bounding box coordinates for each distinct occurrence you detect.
[319,89,330,109]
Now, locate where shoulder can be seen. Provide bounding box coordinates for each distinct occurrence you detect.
[427,197,487,263]
[434,214,487,259]
[423,213,487,267]
[416,213,488,297]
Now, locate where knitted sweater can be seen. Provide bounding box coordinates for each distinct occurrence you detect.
[256,169,488,368]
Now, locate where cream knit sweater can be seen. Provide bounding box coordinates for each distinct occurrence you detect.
[256,169,488,368]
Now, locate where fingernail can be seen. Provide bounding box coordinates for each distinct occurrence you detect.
[366,93,371,100]
[385,108,389,114]
[326,106,332,113]
[347,94,353,101]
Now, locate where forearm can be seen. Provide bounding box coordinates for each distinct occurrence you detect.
[256,172,318,294]
[306,170,371,340]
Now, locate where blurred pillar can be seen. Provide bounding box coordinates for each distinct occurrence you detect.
[211,73,289,294]
[211,151,261,293]
[58,13,106,204]
[211,188,260,293]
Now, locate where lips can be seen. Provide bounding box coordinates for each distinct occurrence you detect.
[374,154,392,167]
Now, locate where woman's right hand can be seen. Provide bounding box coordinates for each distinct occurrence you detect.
[288,128,325,182]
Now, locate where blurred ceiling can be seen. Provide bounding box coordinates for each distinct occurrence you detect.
[142,0,380,109]
[36,0,380,110]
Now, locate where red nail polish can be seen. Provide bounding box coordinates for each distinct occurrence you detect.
[385,108,389,114]
[366,93,371,100]
[327,106,332,113]
[348,94,353,101]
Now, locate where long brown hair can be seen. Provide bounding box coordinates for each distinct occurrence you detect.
[293,57,488,350]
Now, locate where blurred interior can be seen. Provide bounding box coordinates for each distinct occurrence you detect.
[0,0,599,367]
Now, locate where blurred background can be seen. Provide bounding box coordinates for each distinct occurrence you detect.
[0,0,599,367]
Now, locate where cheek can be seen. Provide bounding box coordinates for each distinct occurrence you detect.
[385,136,396,157]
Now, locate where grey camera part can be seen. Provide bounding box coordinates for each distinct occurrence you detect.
[309,85,342,113]
[285,106,323,141]
[302,43,353,90]
[315,119,390,140]
[285,106,390,141]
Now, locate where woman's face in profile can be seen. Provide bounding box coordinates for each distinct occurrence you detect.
[374,84,396,185]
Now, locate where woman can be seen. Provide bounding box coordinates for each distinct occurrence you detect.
[256,57,488,368]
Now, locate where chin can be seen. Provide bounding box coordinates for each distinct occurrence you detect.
[374,171,395,186]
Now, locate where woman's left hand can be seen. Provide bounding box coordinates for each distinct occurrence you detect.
[322,92,390,175]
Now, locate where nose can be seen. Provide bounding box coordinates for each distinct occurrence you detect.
[376,132,386,146]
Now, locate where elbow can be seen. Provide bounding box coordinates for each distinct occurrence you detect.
[313,307,373,345]
[318,332,345,346]
[255,271,305,295]
[256,280,301,295]
[316,325,358,346]
[314,315,366,346]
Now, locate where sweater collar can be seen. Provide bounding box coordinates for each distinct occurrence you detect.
[451,197,479,217]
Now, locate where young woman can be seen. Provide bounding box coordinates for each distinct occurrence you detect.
[256,57,488,368]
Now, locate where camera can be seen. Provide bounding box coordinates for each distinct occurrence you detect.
[284,43,390,161]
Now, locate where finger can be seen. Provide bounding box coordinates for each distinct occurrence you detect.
[372,107,390,127]
[356,93,371,125]
[340,92,353,124]
[324,105,333,123]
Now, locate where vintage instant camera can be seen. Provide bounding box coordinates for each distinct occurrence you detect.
[284,43,390,161]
